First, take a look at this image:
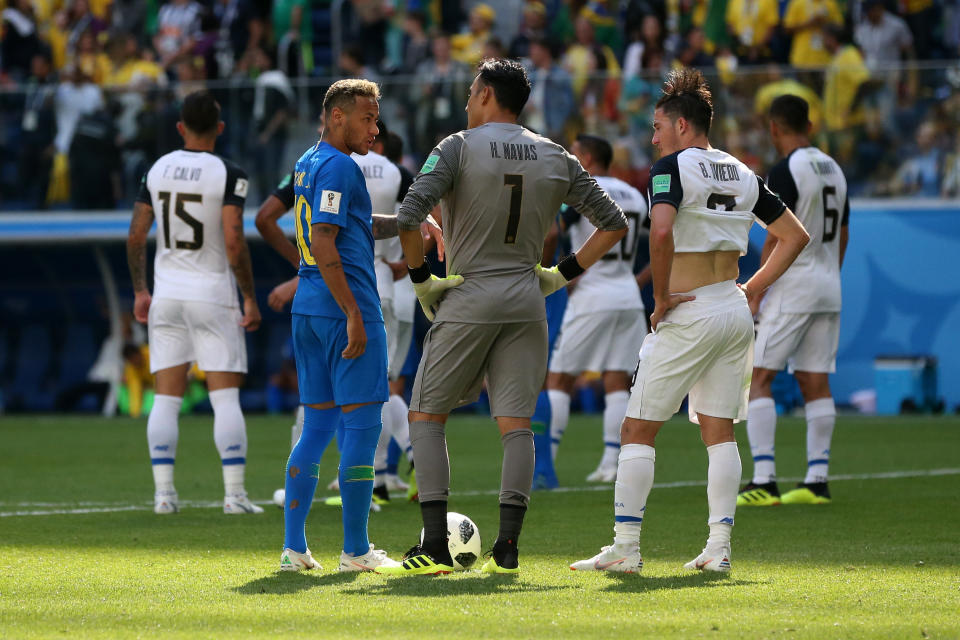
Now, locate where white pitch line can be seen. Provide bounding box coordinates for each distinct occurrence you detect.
[1,468,958,518]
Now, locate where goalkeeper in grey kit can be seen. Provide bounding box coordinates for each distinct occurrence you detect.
[375,58,628,576]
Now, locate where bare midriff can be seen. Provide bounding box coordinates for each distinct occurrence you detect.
[669,250,741,293]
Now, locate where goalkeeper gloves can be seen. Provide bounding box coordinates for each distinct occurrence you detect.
[408,261,463,321]
[534,254,586,296]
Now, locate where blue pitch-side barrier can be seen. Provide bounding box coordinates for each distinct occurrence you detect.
[1,200,957,408]
[749,200,960,408]
[0,212,296,242]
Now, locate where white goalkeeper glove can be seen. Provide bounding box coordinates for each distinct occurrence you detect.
[534,255,586,296]
[409,261,463,321]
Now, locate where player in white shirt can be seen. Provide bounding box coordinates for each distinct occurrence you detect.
[351,123,416,502]
[572,69,810,574]
[737,95,850,508]
[546,134,649,483]
[127,90,263,515]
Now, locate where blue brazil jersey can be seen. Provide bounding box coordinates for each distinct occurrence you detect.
[291,141,382,322]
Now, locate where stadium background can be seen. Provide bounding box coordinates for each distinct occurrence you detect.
[0,0,957,415]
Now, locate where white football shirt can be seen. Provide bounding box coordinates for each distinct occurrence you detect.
[136,149,249,308]
[764,146,848,312]
[563,175,648,316]
[648,146,785,255]
[352,150,401,302]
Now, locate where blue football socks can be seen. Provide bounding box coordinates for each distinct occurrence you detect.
[283,406,339,553]
[339,403,382,556]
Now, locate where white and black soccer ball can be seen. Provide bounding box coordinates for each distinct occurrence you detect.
[420,511,482,570]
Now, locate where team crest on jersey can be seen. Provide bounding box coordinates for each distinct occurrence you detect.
[320,190,342,214]
[652,175,671,194]
[234,178,249,198]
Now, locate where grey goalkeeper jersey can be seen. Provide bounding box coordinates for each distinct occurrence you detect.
[398,122,626,323]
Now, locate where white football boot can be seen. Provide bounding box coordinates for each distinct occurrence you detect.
[327,476,340,492]
[570,545,642,573]
[585,464,617,483]
[224,492,265,514]
[280,548,321,571]
[684,545,732,572]
[154,491,179,514]
[338,544,402,572]
[384,473,409,491]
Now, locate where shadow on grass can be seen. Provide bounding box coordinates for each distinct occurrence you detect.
[232,571,359,595]
[340,573,570,597]
[601,571,762,593]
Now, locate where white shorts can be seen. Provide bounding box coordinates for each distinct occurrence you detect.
[625,280,753,424]
[148,298,247,373]
[550,308,647,374]
[754,310,840,374]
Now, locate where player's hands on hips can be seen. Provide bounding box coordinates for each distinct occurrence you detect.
[421,218,445,261]
[739,282,764,316]
[413,274,463,321]
[534,264,568,297]
[133,290,151,324]
[268,277,298,311]
[342,311,367,359]
[240,297,262,332]
[650,294,695,331]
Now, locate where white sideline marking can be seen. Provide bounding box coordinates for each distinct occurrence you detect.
[2,467,958,517]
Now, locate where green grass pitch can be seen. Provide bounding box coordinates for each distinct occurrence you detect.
[1,413,958,639]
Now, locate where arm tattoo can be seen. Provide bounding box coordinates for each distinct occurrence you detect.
[372,214,399,239]
[127,202,154,292]
[224,209,257,300]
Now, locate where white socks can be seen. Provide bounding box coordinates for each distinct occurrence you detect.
[747,395,836,485]
[804,398,836,484]
[291,405,305,450]
[373,424,391,486]
[547,389,570,461]
[601,391,628,467]
[148,394,182,493]
[706,441,741,549]
[613,443,656,550]
[386,394,412,458]
[210,388,248,496]
[747,397,777,484]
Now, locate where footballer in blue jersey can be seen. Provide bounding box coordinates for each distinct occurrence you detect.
[279,79,402,574]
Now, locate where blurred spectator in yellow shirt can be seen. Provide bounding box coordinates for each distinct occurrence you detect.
[823,27,870,132]
[783,0,843,68]
[563,14,620,99]
[451,3,495,67]
[726,0,779,64]
[754,68,824,134]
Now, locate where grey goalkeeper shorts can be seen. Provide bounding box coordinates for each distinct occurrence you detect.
[410,320,548,418]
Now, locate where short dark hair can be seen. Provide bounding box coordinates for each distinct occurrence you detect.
[374,118,389,144]
[655,68,713,135]
[769,94,810,134]
[180,90,221,136]
[476,58,531,116]
[575,134,613,170]
[384,131,404,162]
[322,79,380,116]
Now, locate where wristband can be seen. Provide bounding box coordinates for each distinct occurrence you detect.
[408,260,431,283]
[557,254,586,281]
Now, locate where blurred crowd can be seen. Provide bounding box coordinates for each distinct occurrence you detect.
[2,0,960,211]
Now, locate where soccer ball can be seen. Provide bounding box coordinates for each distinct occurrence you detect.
[421,512,482,570]
[273,488,285,508]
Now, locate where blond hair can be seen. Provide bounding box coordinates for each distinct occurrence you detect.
[323,79,381,116]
